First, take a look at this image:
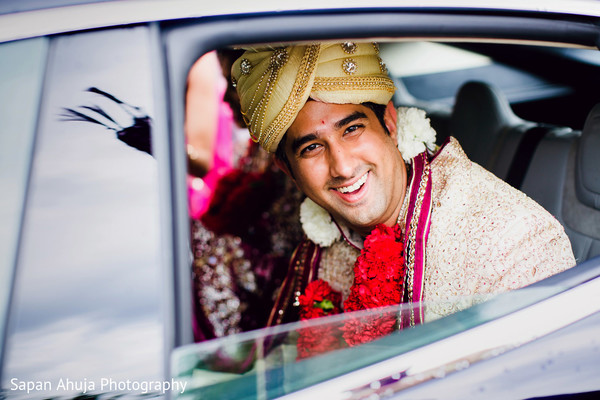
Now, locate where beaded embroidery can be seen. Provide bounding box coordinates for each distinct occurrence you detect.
[312,76,396,93]
[404,160,431,327]
[372,42,380,54]
[341,42,357,54]
[378,57,387,73]
[342,58,358,75]
[271,48,289,68]
[240,58,252,75]
[243,48,292,144]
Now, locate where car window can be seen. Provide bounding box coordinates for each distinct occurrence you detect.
[2,26,164,398]
[381,41,571,106]
[170,282,572,400]
[381,41,600,132]
[163,9,600,398]
[177,39,594,400]
[0,37,47,371]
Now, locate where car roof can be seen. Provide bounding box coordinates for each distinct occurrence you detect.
[0,0,114,15]
[1,0,600,44]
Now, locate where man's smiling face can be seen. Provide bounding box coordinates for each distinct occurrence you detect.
[280,101,407,235]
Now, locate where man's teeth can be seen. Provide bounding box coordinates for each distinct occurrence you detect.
[336,173,368,194]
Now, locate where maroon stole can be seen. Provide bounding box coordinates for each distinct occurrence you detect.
[267,238,321,327]
[400,151,433,328]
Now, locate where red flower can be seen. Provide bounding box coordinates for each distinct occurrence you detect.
[296,280,344,359]
[341,313,397,347]
[296,224,406,353]
[298,279,342,320]
[342,223,405,346]
[296,323,343,359]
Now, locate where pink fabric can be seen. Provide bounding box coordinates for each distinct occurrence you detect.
[402,152,433,326]
[188,77,235,220]
[412,153,433,325]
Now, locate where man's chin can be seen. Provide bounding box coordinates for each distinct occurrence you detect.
[337,214,381,234]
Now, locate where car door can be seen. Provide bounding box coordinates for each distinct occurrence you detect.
[1,24,172,398]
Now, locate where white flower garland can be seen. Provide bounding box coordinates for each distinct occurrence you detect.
[299,107,436,247]
[300,198,341,246]
[396,107,437,162]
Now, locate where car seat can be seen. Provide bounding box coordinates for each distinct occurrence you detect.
[450,81,536,180]
[521,104,600,262]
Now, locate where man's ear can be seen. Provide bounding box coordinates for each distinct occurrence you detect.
[384,100,398,141]
[273,156,296,182]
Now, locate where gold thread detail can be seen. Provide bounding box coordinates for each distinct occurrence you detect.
[243,47,291,145]
[312,76,396,93]
[405,161,430,327]
[378,57,388,74]
[262,44,321,151]
[372,42,380,55]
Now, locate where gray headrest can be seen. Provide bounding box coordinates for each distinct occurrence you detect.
[576,103,600,210]
[451,81,526,166]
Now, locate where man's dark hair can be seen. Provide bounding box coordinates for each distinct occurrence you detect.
[274,101,389,176]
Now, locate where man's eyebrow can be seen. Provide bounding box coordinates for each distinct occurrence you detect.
[291,133,318,155]
[334,111,368,130]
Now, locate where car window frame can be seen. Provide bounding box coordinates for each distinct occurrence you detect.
[169,256,600,399]
[160,8,600,352]
[0,36,48,380]
[1,23,174,389]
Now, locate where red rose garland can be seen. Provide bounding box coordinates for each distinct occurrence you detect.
[298,279,342,319]
[297,224,406,358]
[342,223,405,346]
[296,280,344,359]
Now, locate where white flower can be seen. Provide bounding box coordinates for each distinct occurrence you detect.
[299,197,340,247]
[396,107,436,162]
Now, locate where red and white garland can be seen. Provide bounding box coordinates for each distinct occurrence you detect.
[296,224,405,358]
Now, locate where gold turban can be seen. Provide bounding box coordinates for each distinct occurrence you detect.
[232,42,396,153]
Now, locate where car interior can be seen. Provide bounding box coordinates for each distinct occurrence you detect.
[383,42,600,262]
[174,38,600,399]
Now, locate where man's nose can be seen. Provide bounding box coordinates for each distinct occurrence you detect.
[328,144,355,179]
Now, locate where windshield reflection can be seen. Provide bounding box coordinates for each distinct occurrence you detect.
[172,280,576,400]
[173,294,503,400]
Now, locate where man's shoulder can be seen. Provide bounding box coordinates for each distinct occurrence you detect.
[432,137,530,204]
[427,137,575,284]
[431,136,487,183]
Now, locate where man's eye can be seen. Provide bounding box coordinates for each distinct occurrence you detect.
[300,143,320,155]
[345,124,364,135]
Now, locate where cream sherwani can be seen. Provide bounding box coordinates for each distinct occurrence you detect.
[318,138,575,321]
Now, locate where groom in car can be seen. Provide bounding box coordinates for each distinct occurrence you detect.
[231,41,575,328]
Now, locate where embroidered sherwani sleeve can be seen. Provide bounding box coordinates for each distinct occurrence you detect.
[423,138,575,321]
[493,208,575,292]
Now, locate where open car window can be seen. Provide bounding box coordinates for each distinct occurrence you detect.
[173,8,600,394]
